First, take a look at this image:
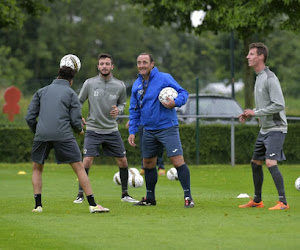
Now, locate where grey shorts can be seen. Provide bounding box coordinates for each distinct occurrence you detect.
[83,130,126,158]
[32,139,82,164]
[253,131,286,161]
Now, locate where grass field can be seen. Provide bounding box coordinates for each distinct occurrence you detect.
[0,163,299,249]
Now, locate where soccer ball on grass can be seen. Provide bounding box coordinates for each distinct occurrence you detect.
[60,54,81,72]
[128,174,144,188]
[158,87,178,103]
[295,177,300,190]
[113,172,121,185]
[129,168,140,176]
[167,167,178,181]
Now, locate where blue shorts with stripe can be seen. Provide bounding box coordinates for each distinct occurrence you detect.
[142,126,183,158]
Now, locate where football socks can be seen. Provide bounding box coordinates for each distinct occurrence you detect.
[144,168,158,200]
[251,162,263,203]
[87,194,97,206]
[268,165,287,205]
[119,167,129,193]
[34,194,42,209]
[176,164,192,199]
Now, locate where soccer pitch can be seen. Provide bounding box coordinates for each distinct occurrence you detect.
[0,163,299,249]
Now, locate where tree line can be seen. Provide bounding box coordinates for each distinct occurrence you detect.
[1,0,300,109]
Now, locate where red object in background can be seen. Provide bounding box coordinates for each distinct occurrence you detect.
[2,86,22,121]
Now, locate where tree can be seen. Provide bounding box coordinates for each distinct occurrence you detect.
[128,0,300,108]
[0,0,54,30]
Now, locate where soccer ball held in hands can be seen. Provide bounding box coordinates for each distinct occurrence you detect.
[158,87,178,103]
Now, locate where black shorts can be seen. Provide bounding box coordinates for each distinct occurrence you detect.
[83,130,126,158]
[32,139,82,164]
[252,131,286,162]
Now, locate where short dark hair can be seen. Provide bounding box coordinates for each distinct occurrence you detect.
[138,52,155,63]
[98,53,113,64]
[249,42,268,62]
[58,66,75,81]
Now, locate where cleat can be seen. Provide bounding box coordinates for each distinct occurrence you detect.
[121,195,139,203]
[268,201,289,210]
[139,169,145,175]
[89,204,110,213]
[32,206,43,213]
[184,197,195,208]
[73,196,84,204]
[239,198,264,208]
[133,197,156,206]
[158,169,166,176]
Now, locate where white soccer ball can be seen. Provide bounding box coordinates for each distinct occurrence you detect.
[295,177,300,190]
[128,168,140,176]
[158,87,178,103]
[113,172,121,185]
[167,167,178,181]
[60,54,81,72]
[128,174,144,188]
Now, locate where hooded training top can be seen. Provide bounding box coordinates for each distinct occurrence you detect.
[25,79,83,141]
[253,67,287,134]
[78,74,126,133]
[129,66,188,135]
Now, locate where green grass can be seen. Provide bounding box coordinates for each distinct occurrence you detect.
[0,163,300,249]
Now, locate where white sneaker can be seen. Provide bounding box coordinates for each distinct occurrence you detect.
[32,206,43,213]
[73,196,84,203]
[121,195,139,203]
[89,204,110,213]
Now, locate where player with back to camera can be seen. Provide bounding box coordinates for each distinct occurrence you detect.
[128,52,194,208]
[25,64,109,213]
[238,42,289,210]
[73,53,138,204]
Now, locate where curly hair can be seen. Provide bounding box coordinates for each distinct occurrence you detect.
[58,66,75,81]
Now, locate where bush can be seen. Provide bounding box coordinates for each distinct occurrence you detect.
[1,124,299,164]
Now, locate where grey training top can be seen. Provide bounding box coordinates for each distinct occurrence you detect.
[25,79,83,141]
[253,67,287,134]
[79,74,126,133]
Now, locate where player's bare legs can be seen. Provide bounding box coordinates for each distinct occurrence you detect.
[170,155,184,167]
[74,156,93,202]
[71,161,93,196]
[32,162,43,194]
[31,162,44,212]
[83,156,94,169]
[71,161,109,213]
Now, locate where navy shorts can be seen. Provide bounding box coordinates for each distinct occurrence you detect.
[253,131,286,161]
[83,130,126,158]
[32,138,82,164]
[142,126,183,158]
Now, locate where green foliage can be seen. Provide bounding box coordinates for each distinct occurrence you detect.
[1,163,300,249]
[0,0,53,29]
[1,124,300,164]
[128,0,300,107]
[0,46,33,89]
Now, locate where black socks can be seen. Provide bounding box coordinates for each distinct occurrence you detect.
[251,162,263,203]
[268,165,287,205]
